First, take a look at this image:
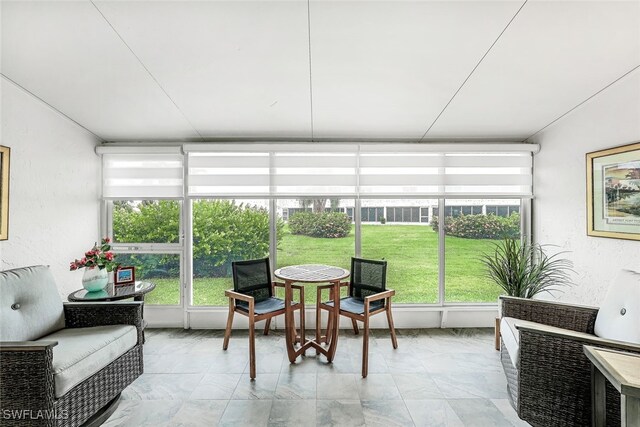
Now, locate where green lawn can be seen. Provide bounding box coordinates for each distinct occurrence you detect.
[145,225,502,305]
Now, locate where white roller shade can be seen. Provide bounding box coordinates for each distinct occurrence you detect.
[272,151,357,196]
[102,153,184,198]
[188,152,270,196]
[359,147,533,197]
[185,144,358,197]
[101,142,536,199]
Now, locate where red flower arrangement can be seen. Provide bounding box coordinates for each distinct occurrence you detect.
[69,238,119,272]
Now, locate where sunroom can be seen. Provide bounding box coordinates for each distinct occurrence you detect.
[1,0,639,426]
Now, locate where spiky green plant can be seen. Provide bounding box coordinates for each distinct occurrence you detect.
[481,238,574,298]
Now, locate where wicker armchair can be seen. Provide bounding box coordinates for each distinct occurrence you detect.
[500,296,640,427]
[1,266,144,427]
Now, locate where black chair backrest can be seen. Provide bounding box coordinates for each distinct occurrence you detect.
[350,257,387,300]
[231,258,273,303]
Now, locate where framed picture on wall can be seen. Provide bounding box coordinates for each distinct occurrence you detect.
[115,266,136,286]
[587,142,640,241]
[0,145,10,241]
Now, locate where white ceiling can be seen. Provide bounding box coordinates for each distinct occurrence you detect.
[1,0,639,142]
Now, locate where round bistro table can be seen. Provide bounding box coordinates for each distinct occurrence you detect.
[274,264,350,363]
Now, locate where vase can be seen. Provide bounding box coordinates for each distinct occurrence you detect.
[82,267,109,292]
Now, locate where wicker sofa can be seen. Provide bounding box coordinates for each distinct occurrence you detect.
[500,278,640,427]
[0,265,144,427]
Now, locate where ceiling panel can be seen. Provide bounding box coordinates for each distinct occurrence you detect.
[93,0,312,139]
[427,0,640,140]
[309,0,525,139]
[1,0,200,141]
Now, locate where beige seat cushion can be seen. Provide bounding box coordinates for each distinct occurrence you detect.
[500,316,595,369]
[37,325,137,398]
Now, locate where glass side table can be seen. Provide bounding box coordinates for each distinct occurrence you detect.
[68,281,156,342]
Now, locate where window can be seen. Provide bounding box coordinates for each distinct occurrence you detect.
[276,199,354,303]
[102,143,534,311]
[445,205,482,217]
[110,200,182,305]
[116,254,181,305]
[361,207,384,222]
[486,205,520,217]
[445,199,522,302]
[191,199,270,306]
[361,199,439,303]
[387,207,420,222]
[420,207,429,223]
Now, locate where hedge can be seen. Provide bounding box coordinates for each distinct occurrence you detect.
[288,211,351,238]
[113,200,283,277]
[431,213,520,239]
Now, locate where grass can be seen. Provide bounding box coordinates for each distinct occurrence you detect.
[144,225,503,306]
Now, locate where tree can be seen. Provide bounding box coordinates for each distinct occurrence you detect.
[298,198,341,213]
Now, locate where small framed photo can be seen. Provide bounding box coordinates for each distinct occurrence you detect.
[115,266,136,286]
[587,142,640,241]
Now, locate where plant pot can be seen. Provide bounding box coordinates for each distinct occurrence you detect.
[82,267,108,292]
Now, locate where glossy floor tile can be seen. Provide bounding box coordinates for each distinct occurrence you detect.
[104,328,530,426]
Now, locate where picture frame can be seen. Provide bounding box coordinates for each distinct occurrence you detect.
[0,145,10,241]
[114,266,136,286]
[586,142,640,241]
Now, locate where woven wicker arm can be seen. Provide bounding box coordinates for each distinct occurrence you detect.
[0,342,57,427]
[517,323,640,426]
[63,302,144,345]
[500,296,599,333]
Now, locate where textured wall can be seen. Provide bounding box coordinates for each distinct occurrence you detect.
[530,70,640,305]
[0,80,101,299]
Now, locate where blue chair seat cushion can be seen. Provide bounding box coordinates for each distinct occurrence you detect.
[325,297,384,315]
[236,297,299,315]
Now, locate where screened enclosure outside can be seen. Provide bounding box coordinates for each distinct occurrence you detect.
[360,199,439,303]
[444,199,522,302]
[191,199,270,306]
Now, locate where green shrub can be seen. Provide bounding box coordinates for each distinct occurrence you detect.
[310,212,352,238]
[288,212,315,235]
[432,213,520,239]
[192,200,283,276]
[288,211,351,238]
[113,200,283,278]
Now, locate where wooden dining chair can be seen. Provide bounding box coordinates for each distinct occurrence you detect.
[223,258,304,380]
[317,257,398,377]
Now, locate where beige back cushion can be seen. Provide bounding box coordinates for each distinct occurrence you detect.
[594,269,640,344]
[0,265,65,341]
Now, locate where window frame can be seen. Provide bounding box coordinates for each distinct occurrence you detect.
[101,144,535,314]
[104,199,185,307]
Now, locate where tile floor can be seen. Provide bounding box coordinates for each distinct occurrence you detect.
[104,328,530,426]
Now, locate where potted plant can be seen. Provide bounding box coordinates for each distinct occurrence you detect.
[70,237,119,292]
[482,238,574,349]
[481,238,574,299]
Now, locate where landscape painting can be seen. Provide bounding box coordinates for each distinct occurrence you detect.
[587,142,640,240]
[603,161,640,224]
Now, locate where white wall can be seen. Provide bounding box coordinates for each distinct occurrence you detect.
[0,79,101,299]
[530,69,640,305]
